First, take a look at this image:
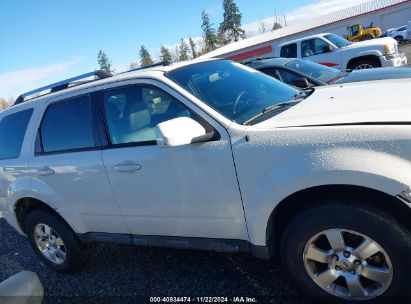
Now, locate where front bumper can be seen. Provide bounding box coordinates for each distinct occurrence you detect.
[380,52,408,67]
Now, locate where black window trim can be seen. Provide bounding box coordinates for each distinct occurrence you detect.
[35,93,101,156]
[96,83,220,151]
[0,108,34,160]
[280,43,297,58]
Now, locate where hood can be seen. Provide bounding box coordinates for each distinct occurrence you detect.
[343,37,396,50]
[334,67,411,84]
[258,79,411,128]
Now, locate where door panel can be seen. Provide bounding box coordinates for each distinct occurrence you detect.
[301,38,342,69]
[100,85,247,239]
[30,95,129,234]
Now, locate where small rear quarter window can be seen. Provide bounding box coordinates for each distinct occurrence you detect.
[0,109,33,160]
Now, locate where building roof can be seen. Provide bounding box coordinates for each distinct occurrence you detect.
[199,0,409,59]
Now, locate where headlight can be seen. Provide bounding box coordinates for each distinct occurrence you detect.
[383,44,396,55]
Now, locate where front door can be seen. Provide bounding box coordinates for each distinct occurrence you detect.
[301,38,342,69]
[99,83,247,240]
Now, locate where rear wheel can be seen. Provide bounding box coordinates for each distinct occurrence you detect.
[25,210,84,272]
[280,201,411,302]
[394,36,404,43]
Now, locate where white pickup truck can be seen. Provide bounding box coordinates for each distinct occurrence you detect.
[275,33,407,70]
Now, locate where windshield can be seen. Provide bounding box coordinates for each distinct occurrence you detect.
[167,60,298,125]
[324,34,352,48]
[286,59,341,83]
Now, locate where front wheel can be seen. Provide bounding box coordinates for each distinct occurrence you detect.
[280,201,411,302]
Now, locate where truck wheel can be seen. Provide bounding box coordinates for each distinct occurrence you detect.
[394,36,404,43]
[359,33,375,41]
[280,202,411,302]
[25,209,84,272]
[350,58,379,70]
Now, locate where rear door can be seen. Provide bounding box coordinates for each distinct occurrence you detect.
[98,81,247,240]
[29,94,129,234]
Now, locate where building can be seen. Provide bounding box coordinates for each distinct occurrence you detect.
[200,0,411,61]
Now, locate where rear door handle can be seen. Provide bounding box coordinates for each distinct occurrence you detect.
[36,166,55,176]
[114,162,141,173]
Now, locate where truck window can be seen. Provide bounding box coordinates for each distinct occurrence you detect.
[280,44,297,58]
[301,38,331,57]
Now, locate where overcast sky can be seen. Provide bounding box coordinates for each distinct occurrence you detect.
[0,0,370,98]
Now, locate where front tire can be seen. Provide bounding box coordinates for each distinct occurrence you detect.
[280,201,411,302]
[350,58,380,70]
[25,209,84,272]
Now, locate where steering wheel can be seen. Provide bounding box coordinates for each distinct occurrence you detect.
[233,91,250,115]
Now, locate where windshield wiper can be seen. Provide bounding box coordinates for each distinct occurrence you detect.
[327,71,350,84]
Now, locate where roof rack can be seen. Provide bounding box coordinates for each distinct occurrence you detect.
[13,69,113,106]
[120,61,170,75]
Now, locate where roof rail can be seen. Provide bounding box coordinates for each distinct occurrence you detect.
[124,61,170,74]
[13,69,113,106]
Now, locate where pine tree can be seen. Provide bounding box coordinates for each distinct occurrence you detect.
[97,50,112,72]
[139,45,154,67]
[201,10,218,52]
[160,46,173,63]
[219,0,246,43]
[189,37,197,59]
[179,39,190,61]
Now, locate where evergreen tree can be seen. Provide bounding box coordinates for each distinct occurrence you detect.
[97,50,112,72]
[201,10,218,52]
[179,39,190,61]
[172,46,180,62]
[272,21,282,31]
[219,0,246,43]
[139,45,154,67]
[189,37,197,59]
[160,46,173,63]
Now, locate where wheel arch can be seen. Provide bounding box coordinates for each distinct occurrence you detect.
[266,184,410,256]
[13,197,77,236]
[346,55,381,69]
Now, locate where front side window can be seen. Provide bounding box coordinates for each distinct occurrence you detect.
[39,96,95,153]
[103,86,191,145]
[301,38,331,57]
[280,43,297,58]
[167,60,298,125]
[286,59,340,83]
[0,109,33,160]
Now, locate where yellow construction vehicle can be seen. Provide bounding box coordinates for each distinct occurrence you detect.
[344,22,382,42]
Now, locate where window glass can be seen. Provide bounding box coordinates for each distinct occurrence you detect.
[40,96,95,153]
[324,34,351,48]
[0,109,33,160]
[280,43,297,58]
[286,59,340,83]
[167,60,298,125]
[301,38,331,57]
[103,86,191,145]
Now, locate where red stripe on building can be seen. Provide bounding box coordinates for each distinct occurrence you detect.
[319,62,339,67]
[228,45,273,61]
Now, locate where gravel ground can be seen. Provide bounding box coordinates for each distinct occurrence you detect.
[0,217,307,304]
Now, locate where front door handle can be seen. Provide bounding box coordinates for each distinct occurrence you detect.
[113,162,141,173]
[36,166,55,176]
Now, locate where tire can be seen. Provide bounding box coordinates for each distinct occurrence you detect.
[394,36,404,43]
[25,209,84,272]
[350,58,380,70]
[280,201,411,303]
[359,33,375,41]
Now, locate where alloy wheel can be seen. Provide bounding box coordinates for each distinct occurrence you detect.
[303,228,393,300]
[33,223,66,265]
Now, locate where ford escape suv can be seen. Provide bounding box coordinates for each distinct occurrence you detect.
[1,59,410,302]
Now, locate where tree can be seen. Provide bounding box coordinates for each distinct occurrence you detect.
[172,46,180,62]
[179,39,190,61]
[160,46,173,63]
[129,62,139,70]
[97,50,112,72]
[189,37,197,59]
[258,19,267,34]
[139,45,154,67]
[201,10,218,53]
[219,0,246,43]
[272,21,282,31]
[0,97,12,110]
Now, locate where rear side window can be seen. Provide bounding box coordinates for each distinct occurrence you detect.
[0,109,33,160]
[38,96,95,153]
[280,43,297,58]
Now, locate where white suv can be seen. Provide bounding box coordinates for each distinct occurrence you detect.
[1,59,410,302]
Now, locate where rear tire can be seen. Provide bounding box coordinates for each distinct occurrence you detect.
[25,209,84,273]
[394,36,404,43]
[280,201,411,303]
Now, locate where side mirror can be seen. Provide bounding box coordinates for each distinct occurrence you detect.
[289,78,310,89]
[156,117,212,148]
